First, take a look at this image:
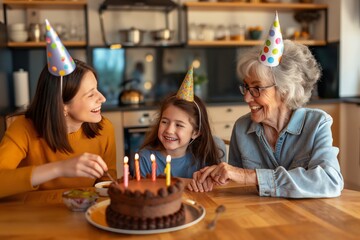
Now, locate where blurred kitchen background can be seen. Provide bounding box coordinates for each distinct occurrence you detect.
[0,0,357,109]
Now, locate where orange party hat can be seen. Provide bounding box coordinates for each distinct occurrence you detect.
[176,66,194,102]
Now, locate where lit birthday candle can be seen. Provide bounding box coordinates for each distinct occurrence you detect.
[123,156,129,188]
[134,153,140,181]
[165,155,171,186]
[151,154,157,181]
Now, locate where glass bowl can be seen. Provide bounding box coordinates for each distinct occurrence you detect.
[62,189,98,212]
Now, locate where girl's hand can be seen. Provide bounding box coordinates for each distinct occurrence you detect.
[187,170,214,192]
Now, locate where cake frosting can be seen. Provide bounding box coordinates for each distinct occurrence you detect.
[106,175,185,230]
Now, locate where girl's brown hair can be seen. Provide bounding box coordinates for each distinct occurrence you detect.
[25,59,103,153]
[140,93,224,168]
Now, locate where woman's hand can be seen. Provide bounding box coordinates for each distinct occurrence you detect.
[60,153,109,179]
[199,162,258,186]
[31,153,108,186]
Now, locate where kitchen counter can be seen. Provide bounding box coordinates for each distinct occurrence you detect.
[102,97,344,112]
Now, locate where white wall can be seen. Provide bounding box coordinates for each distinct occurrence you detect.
[339,0,360,97]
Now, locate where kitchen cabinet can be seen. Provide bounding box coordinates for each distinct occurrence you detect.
[208,105,249,142]
[98,0,183,48]
[3,0,88,48]
[208,105,249,160]
[308,102,340,148]
[184,1,328,47]
[339,103,360,191]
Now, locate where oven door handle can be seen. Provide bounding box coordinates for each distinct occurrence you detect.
[127,128,151,133]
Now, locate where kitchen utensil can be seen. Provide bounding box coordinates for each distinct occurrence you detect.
[28,23,43,42]
[106,171,117,184]
[118,78,144,105]
[119,27,145,45]
[150,28,174,41]
[207,205,226,230]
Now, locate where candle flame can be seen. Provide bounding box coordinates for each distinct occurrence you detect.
[150,154,155,162]
[166,155,171,163]
[124,156,129,164]
[135,153,139,160]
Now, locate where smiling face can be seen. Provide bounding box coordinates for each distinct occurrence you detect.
[157,104,199,158]
[243,71,284,125]
[64,71,106,132]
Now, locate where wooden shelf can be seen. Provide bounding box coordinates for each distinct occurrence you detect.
[4,0,87,9]
[7,41,87,48]
[187,39,326,47]
[184,2,328,11]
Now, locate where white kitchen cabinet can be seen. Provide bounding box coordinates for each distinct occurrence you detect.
[339,103,360,191]
[207,105,249,160]
[208,105,249,141]
[308,102,340,148]
[102,111,124,178]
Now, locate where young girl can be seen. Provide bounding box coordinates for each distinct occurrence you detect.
[137,68,226,179]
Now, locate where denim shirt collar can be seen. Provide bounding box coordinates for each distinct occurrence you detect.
[246,108,306,136]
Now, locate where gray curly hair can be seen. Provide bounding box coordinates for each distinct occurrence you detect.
[237,40,322,110]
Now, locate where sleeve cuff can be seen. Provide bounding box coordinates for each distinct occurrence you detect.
[256,168,276,197]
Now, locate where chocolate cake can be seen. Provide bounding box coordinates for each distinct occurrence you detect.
[106,176,185,230]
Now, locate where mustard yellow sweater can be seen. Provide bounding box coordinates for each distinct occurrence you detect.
[0,115,116,198]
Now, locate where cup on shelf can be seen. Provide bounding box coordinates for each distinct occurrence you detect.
[8,23,28,42]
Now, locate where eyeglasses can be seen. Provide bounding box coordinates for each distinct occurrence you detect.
[239,83,276,98]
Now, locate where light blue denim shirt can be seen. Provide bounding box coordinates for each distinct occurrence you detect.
[229,108,344,198]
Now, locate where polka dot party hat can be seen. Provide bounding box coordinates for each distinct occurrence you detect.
[176,66,194,102]
[45,19,76,77]
[258,11,284,67]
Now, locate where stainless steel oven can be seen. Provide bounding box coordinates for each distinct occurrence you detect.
[122,110,157,176]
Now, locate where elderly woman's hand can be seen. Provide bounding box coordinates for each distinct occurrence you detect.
[199,163,258,186]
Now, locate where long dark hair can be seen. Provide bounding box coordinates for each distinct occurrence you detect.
[25,59,103,153]
[140,93,223,168]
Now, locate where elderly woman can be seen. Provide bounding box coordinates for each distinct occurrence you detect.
[188,39,344,198]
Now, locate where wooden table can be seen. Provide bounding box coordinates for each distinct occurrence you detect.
[1,183,360,239]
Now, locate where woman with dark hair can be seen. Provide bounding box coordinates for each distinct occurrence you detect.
[0,59,116,198]
[138,68,225,189]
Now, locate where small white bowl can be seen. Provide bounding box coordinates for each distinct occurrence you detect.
[95,181,112,197]
[9,31,28,42]
[9,23,26,31]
